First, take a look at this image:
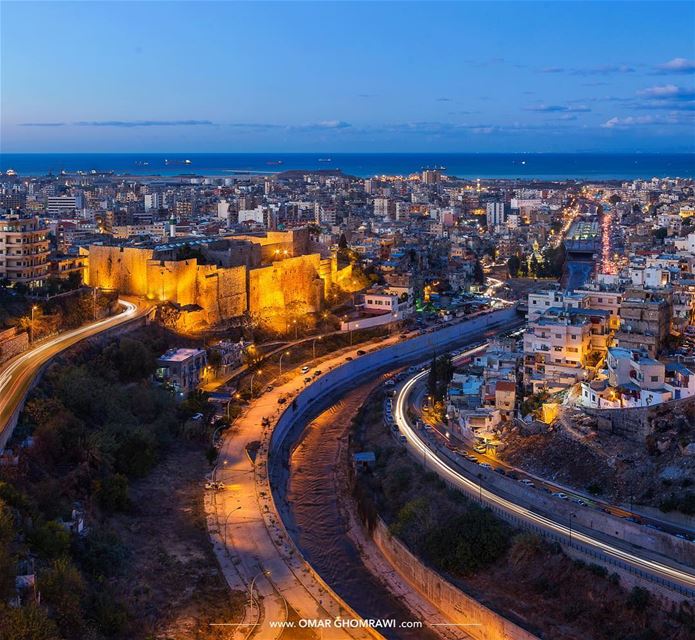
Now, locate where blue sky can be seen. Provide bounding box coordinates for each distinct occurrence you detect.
[2,1,694,153]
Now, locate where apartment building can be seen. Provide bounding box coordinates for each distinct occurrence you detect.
[0,213,50,287]
[523,306,609,393]
[614,289,671,358]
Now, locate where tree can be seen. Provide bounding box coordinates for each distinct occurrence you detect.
[338,233,348,249]
[40,557,86,637]
[0,604,59,640]
[93,474,130,512]
[654,227,668,241]
[473,260,485,285]
[507,255,521,278]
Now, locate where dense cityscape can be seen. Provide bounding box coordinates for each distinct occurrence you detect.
[1,162,695,639]
[2,1,695,639]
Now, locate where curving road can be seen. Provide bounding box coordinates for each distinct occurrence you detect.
[394,363,695,597]
[0,299,145,450]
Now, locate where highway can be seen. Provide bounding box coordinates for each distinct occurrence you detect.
[406,363,695,540]
[0,299,143,450]
[393,359,695,597]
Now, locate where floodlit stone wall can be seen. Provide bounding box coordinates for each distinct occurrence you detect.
[87,245,154,295]
[87,240,336,330]
[248,254,324,316]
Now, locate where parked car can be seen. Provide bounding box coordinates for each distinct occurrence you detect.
[304,377,312,384]
[356,349,366,355]
[553,492,569,500]
[301,366,310,374]
[191,413,204,421]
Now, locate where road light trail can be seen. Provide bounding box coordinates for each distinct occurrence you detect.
[394,359,695,595]
[0,299,142,448]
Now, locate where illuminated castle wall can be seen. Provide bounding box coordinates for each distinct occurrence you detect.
[87,229,357,330]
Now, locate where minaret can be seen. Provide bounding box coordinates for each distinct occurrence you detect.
[169,213,176,239]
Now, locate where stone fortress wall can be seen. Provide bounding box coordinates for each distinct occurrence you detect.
[86,229,355,330]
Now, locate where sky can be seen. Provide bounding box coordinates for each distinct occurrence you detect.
[1,0,694,153]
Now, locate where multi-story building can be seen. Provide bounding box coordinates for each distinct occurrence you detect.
[486,202,507,230]
[155,348,207,396]
[47,196,78,216]
[0,213,50,287]
[614,289,671,358]
[523,306,608,393]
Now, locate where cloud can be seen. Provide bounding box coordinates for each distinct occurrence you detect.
[19,122,66,127]
[638,84,695,99]
[601,113,694,128]
[571,64,635,76]
[655,58,695,74]
[312,120,351,129]
[634,84,695,111]
[524,104,591,113]
[74,119,215,127]
[540,64,634,76]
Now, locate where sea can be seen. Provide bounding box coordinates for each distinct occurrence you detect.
[0,152,693,180]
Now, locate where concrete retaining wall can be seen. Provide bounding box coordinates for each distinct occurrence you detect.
[270,307,520,453]
[372,519,540,640]
[583,394,695,443]
[0,330,29,366]
[434,445,695,570]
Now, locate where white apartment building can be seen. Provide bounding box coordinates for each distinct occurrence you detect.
[486,202,507,230]
[47,196,78,215]
[523,306,609,393]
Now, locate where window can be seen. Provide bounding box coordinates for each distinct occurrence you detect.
[651,375,659,382]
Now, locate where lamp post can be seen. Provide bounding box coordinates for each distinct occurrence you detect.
[223,506,242,554]
[351,323,359,346]
[29,305,39,344]
[312,335,322,360]
[279,351,290,376]
[249,569,270,610]
[568,512,577,546]
[293,319,298,340]
[250,369,263,396]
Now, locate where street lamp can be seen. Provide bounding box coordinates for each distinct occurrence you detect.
[351,322,359,346]
[29,305,39,344]
[279,351,290,376]
[249,569,271,609]
[568,512,577,546]
[293,319,298,340]
[312,335,322,359]
[250,369,263,395]
[223,506,242,554]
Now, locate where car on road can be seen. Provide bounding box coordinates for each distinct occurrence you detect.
[494,467,506,475]
[480,463,492,470]
[301,366,310,374]
[553,492,569,500]
[399,435,407,444]
[278,397,287,405]
[313,370,322,377]
[266,385,274,392]
[385,379,395,386]
[345,356,353,361]
[356,349,366,355]
[304,377,312,384]
[519,478,535,487]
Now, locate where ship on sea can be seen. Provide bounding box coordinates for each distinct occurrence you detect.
[164,159,192,165]
[266,160,284,165]
[318,158,332,163]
